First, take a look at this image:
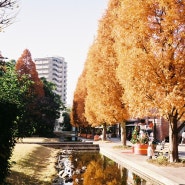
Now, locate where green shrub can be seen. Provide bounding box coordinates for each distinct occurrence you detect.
[156,155,168,165]
[0,102,18,184]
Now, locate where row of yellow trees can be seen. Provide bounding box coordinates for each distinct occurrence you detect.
[71,0,185,163]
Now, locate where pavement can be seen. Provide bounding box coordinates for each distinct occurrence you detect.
[93,138,185,185]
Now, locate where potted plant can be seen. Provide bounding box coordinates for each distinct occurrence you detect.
[130,126,149,155]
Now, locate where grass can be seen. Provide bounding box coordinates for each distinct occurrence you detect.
[113,145,133,149]
[6,138,60,185]
[147,156,185,167]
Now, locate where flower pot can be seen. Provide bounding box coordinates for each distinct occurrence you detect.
[94,135,100,141]
[134,144,148,155]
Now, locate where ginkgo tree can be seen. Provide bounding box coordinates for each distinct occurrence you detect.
[71,65,89,128]
[85,0,128,142]
[113,0,185,162]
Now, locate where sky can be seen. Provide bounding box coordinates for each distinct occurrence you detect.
[0,0,109,106]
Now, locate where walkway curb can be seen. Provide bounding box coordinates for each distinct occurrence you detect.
[97,139,185,185]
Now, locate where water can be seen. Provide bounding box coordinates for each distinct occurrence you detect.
[52,150,145,185]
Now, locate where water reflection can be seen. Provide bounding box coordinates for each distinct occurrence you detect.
[72,152,122,185]
[53,151,144,185]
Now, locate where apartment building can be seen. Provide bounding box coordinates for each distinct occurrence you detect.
[34,56,67,104]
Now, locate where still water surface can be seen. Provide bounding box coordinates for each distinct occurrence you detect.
[52,151,143,185]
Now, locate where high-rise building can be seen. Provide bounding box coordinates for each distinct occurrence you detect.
[34,56,67,104]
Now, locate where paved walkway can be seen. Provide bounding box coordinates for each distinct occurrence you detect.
[94,138,185,185]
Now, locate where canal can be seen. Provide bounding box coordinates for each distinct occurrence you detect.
[52,150,149,185]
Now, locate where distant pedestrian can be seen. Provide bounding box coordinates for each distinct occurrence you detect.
[147,142,154,159]
[181,130,185,144]
[160,139,165,150]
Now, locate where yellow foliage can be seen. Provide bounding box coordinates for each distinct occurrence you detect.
[83,159,122,185]
[113,0,185,122]
[73,0,185,162]
[71,65,89,127]
[84,0,129,126]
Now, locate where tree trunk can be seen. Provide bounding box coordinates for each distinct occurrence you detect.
[102,123,107,141]
[153,118,157,141]
[169,117,179,162]
[121,121,126,146]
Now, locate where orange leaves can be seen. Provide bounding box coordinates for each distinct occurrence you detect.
[113,0,185,121]
[83,159,121,185]
[15,49,44,97]
[71,67,89,127]
[71,0,129,127]
[73,0,185,128]
[83,1,129,126]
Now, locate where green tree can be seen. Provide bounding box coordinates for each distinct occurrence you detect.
[15,49,45,137]
[0,61,31,184]
[35,77,64,137]
[61,111,72,131]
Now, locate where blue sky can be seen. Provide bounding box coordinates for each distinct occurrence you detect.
[0,0,108,105]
